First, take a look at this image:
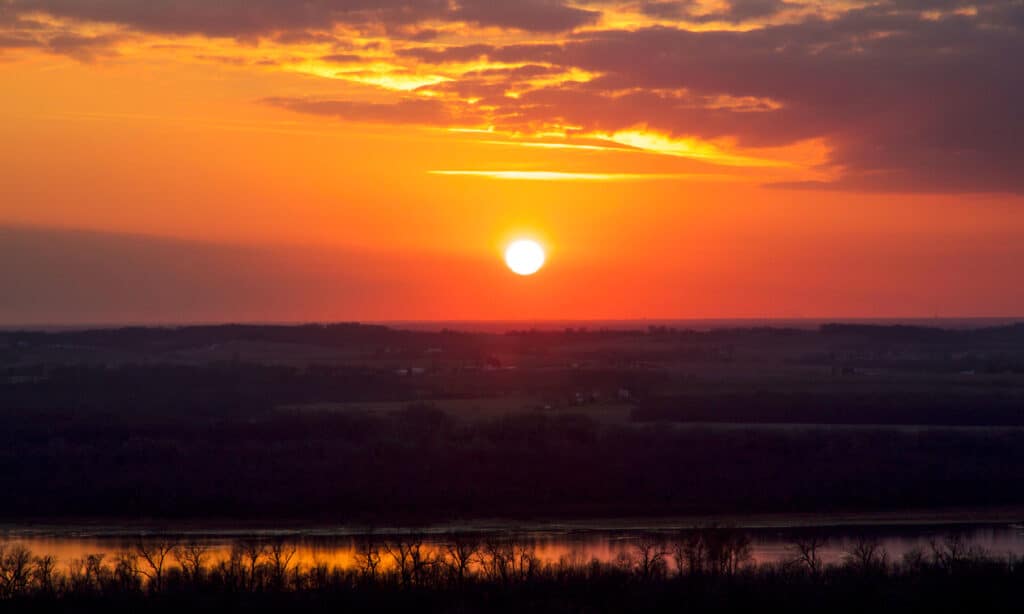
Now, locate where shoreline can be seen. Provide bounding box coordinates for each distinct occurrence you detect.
[4,506,1024,538]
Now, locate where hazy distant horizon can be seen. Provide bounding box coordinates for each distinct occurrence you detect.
[5,225,1024,325]
[5,317,1024,334]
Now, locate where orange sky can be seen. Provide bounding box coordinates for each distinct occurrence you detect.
[1,1,1023,323]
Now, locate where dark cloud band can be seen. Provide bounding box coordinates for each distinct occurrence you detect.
[5,0,1023,193]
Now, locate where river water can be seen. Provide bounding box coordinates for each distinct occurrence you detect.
[3,523,1024,570]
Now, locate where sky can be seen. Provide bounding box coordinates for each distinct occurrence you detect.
[1,0,1023,323]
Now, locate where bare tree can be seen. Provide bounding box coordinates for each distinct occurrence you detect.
[515,542,540,582]
[789,535,825,576]
[31,555,57,595]
[443,535,481,584]
[354,537,382,579]
[267,540,297,589]
[900,546,928,573]
[844,537,888,574]
[410,540,437,585]
[479,539,539,584]
[383,537,432,587]
[112,551,142,592]
[134,538,177,592]
[723,530,752,576]
[480,539,514,584]
[86,554,109,587]
[219,545,247,591]
[239,540,268,591]
[0,544,33,598]
[672,526,751,577]
[672,531,708,576]
[173,542,210,584]
[930,534,978,573]
[307,555,330,590]
[69,553,109,593]
[631,538,669,581]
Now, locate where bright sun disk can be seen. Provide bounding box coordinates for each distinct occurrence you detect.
[505,239,545,276]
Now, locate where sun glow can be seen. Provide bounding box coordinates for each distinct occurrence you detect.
[505,239,546,276]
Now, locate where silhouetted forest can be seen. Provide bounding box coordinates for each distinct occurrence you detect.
[3,323,1024,521]
[3,404,1024,520]
[634,386,1024,425]
[0,529,1021,613]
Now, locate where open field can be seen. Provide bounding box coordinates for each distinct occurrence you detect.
[281,397,637,425]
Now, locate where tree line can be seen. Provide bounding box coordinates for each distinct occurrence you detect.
[1,528,1021,612]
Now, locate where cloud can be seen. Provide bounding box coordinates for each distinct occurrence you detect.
[45,32,124,61]
[7,0,600,36]
[8,0,437,37]
[4,0,1023,192]
[451,0,600,32]
[721,0,793,21]
[0,32,40,49]
[320,53,363,63]
[557,7,1024,191]
[396,43,563,64]
[639,0,795,23]
[262,96,480,126]
[387,3,1024,192]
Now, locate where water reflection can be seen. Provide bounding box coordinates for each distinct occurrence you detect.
[3,524,1024,571]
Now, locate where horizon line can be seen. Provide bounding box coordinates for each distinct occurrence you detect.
[3,316,1024,333]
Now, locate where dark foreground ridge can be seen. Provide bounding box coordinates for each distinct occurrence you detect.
[4,406,1024,521]
[0,529,1021,613]
[3,322,1024,522]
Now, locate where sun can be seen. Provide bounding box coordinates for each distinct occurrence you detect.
[505,239,546,276]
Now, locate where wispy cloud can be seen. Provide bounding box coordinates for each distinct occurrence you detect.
[598,130,792,168]
[428,170,732,181]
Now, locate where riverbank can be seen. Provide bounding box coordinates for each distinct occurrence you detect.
[4,506,1024,538]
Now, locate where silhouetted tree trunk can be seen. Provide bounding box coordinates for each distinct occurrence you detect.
[173,542,211,585]
[0,544,33,598]
[30,555,57,595]
[354,537,382,579]
[631,539,668,581]
[268,540,297,590]
[789,535,825,576]
[239,540,267,591]
[844,537,888,574]
[134,539,177,592]
[444,535,481,584]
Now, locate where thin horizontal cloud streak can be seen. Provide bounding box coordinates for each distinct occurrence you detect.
[452,0,600,32]
[6,0,598,35]
[7,0,446,36]
[0,33,39,49]
[428,170,723,181]
[638,0,796,23]
[262,96,478,125]
[397,43,564,64]
[45,32,125,61]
